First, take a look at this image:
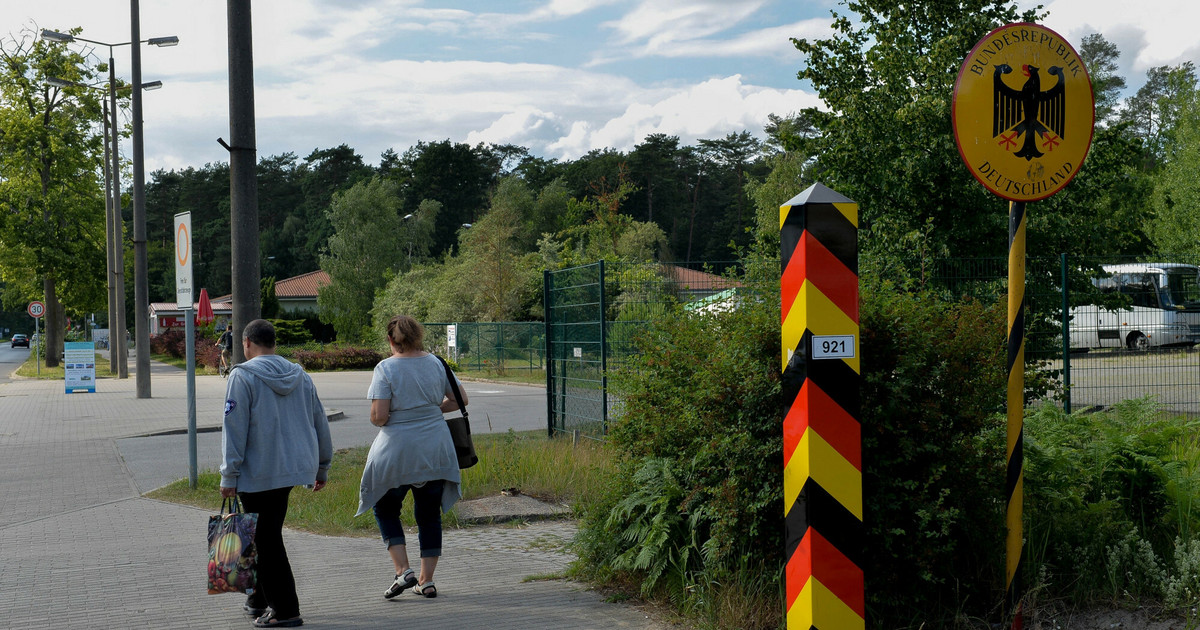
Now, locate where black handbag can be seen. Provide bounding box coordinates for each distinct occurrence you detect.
[435,355,478,469]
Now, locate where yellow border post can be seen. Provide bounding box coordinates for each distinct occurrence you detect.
[1005,201,1026,618]
[781,183,863,629]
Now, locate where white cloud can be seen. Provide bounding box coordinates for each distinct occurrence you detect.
[27,0,1197,180]
[1026,0,1200,86]
[604,0,767,50]
[611,18,832,61]
[546,75,822,158]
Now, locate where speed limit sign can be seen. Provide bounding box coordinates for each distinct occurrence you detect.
[27,301,45,318]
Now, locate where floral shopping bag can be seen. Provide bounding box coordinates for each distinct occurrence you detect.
[206,496,258,594]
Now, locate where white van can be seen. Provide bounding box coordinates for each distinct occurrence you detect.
[1070,263,1200,350]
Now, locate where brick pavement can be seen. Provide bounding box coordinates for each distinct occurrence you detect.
[0,360,671,629]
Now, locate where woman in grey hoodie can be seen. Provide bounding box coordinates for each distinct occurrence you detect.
[357,315,465,599]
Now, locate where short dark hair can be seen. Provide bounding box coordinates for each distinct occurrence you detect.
[243,319,276,348]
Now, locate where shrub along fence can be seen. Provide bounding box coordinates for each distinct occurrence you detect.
[545,261,751,439]
[545,255,1200,439]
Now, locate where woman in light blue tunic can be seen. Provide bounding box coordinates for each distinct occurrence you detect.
[357,315,466,599]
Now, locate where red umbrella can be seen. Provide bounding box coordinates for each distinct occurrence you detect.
[196,288,215,326]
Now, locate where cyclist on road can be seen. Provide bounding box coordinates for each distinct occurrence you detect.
[217,324,234,377]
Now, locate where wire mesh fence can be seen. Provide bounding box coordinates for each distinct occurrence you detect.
[545,261,747,439]
[421,322,544,374]
[545,255,1200,440]
[878,254,1200,416]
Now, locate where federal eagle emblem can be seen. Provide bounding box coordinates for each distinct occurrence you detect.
[992,63,1065,161]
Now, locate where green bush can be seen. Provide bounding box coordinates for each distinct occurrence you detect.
[858,281,1009,628]
[268,318,311,345]
[576,281,783,628]
[576,274,1012,629]
[291,345,384,371]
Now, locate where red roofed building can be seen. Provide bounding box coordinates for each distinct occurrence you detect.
[272,270,330,314]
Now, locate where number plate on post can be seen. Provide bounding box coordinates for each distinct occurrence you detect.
[811,335,856,360]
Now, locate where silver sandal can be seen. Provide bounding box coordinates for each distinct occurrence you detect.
[413,581,437,598]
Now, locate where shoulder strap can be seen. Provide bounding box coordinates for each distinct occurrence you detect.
[434,354,468,419]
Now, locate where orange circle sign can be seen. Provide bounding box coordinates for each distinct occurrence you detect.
[953,23,1094,202]
[176,222,189,265]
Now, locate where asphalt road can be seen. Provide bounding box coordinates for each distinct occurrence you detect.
[0,342,29,386]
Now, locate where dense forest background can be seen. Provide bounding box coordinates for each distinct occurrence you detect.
[142,134,765,300]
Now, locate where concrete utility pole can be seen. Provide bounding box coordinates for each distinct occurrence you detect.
[226,0,261,363]
[109,57,129,379]
[131,0,150,397]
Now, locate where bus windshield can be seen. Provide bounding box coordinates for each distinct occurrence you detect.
[1164,268,1200,309]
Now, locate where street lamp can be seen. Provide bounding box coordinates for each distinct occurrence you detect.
[43,23,177,396]
[46,75,162,376]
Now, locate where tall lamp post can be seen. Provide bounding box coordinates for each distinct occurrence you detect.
[42,26,177,391]
[46,75,161,375]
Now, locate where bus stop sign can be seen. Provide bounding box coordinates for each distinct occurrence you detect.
[952,22,1094,202]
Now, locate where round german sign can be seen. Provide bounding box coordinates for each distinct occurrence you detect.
[27,301,45,318]
[952,23,1094,202]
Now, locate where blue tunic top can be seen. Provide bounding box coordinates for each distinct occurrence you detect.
[356,353,462,516]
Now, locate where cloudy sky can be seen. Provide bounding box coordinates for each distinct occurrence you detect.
[3,0,1196,175]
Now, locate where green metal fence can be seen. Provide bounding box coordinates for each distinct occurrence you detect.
[545,261,746,439]
[913,254,1200,416]
[545,256,1200,440]
[422,322,544,374]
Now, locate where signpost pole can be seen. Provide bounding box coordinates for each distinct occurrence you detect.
[174,212,198,488]
[185,307,197,488]
[1005,200,1026,620]
[35,315,40,377]
[951,22,1094,627]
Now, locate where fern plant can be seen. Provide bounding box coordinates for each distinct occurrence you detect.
[605,457,706,595]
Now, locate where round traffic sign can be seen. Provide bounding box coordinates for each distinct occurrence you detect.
[28,301,45,318]
[176,221,190,266]
[952,23,1095,202]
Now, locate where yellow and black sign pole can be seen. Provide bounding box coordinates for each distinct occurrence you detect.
[780,183,863,630]
[953,22,1093,625]
[1005,200,1026,616]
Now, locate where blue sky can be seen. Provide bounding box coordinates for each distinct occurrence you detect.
[3,0,1195,175]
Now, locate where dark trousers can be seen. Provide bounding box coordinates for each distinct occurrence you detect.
[373,481,445,557]
[240,486,299,618]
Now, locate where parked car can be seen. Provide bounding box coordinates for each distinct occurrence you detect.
[11,334,29,348]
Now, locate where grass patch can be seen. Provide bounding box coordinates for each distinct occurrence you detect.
[147,430,617,536]
[16,352,113,380]
[456,368,546,386]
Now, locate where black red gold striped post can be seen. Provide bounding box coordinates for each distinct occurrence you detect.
[1005,201,1026,624]
[780,183,863,630]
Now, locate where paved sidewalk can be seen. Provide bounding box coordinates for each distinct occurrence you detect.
[0,359,668,629]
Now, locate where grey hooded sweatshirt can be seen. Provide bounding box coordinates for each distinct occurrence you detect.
[220,354,332,493]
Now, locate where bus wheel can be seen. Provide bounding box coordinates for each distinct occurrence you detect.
[1127,332,1150,351]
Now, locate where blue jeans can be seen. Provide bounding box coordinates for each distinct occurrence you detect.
[372,481,444,558]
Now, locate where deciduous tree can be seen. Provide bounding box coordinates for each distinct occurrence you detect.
[317,177,405,342]
[0,27,108,366]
